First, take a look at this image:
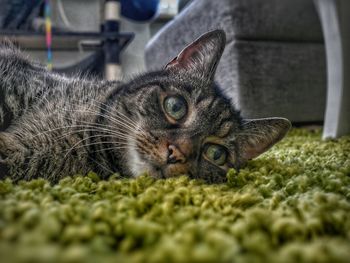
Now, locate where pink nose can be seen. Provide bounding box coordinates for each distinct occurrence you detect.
[167,144,186,164]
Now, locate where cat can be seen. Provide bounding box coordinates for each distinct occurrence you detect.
[0,30,291,184]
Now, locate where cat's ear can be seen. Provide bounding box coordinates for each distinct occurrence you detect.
[237,118,291,162]
[165,29,226,80]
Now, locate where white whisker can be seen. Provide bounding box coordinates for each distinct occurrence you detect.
[87,98,144,130]
[63,134,138,158]
[62,108,143,135]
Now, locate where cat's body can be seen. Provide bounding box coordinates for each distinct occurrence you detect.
[0,30,291,183]
[0,47,115,181]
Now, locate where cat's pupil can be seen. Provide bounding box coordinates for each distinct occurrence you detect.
[164,96,187,120]
[213,149,222,160]
[172,102,181,112]
[205,144,227,166]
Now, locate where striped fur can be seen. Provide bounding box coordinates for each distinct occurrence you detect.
[0,30,291,183]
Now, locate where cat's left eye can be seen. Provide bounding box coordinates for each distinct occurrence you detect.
[164,96,187,120]
[204,144,227,166]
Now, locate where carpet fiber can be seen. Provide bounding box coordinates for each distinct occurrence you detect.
[0,129,349,263]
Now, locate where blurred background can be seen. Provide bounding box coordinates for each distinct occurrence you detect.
[0,0,188,77]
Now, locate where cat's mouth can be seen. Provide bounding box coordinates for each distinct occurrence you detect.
[132,149,191,179]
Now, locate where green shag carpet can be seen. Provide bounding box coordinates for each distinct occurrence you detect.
[0,129,350,263]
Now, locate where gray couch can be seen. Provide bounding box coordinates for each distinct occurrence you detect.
[145,0,327,123]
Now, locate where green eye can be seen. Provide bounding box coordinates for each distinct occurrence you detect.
[164,96,187,120]
[205,144,227,166]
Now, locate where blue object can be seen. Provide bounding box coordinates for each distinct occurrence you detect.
[0,0,42,29]
[121,0,160,22]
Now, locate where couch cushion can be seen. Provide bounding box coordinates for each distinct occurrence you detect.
[147,0,323,48]
[224,0,323,41]
[216,40,326,122]
[145,0,324,71]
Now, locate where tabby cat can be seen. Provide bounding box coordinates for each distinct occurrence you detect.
[0,30,290,183]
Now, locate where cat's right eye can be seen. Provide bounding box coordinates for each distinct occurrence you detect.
[204,144,227,166]
[163,96,187,121]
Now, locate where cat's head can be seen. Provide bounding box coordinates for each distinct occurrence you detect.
[109,30,291,183]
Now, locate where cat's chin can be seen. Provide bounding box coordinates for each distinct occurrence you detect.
[161,163,191,179]
[140,161,191,179]
[129,157,189,179]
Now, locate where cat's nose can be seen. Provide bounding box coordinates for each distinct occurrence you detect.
[167,144,186,164]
